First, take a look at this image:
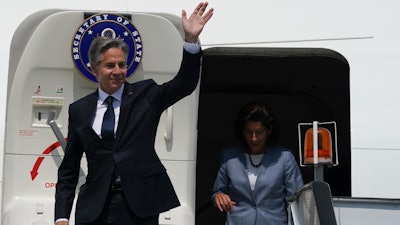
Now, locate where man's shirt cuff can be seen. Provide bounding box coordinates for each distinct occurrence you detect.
[55,218,68,224]
[183,41,201,54]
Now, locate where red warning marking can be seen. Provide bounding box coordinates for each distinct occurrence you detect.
[30,138,67,181]
[30,157,45,180]
[44,181,57,189]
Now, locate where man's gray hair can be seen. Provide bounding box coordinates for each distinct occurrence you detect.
[88,36,129,67]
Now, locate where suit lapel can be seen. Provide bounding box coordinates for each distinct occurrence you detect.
[237,151,256,197]
[75,91,98,126]
[115,83,136,146]
[79,91,99,139]
[248,150,268,202]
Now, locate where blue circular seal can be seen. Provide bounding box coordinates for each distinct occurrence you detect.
[71,13,143,83]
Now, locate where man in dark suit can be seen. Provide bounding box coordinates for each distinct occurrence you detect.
[54,2,213,225]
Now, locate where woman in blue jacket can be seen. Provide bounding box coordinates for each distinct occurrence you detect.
[211,101,304,225]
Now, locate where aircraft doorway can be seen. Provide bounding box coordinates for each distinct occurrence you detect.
[195,47,351,225]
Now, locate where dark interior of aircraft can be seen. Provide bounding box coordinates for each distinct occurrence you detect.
[195,47,351,224]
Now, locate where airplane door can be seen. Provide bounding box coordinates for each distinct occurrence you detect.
[195,47,351,225]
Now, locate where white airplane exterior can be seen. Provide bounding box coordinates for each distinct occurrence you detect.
[1,1,400,225]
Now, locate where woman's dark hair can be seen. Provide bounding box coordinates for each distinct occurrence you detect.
[233,101,280,147]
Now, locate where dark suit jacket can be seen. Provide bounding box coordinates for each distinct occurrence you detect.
[55,49,202,223]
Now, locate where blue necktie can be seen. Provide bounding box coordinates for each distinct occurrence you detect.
[101,96,115,145]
